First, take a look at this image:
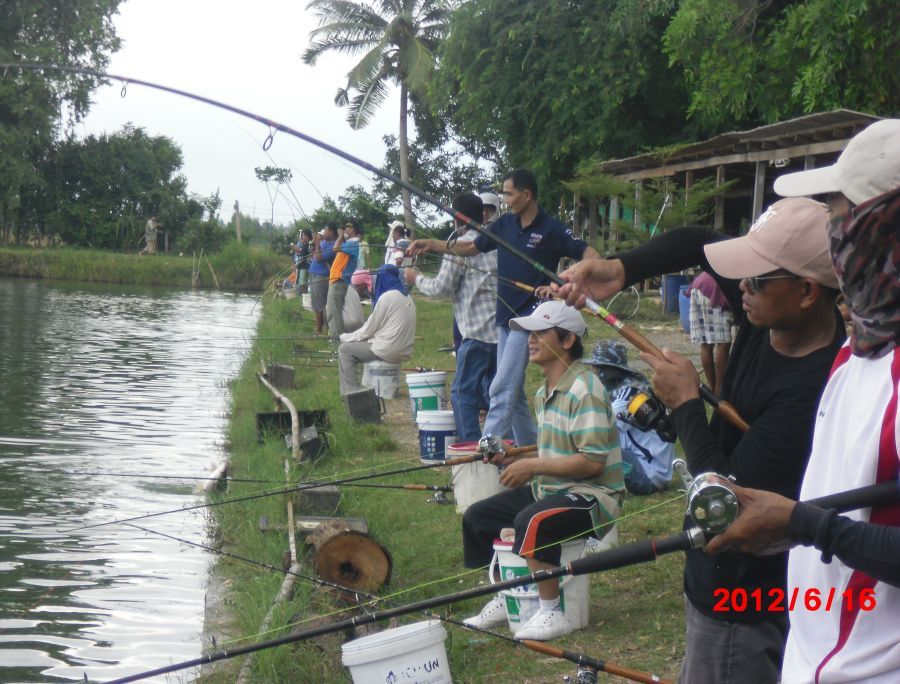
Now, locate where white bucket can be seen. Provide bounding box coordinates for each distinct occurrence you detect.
[416,411,457,466]
[362,360,401,399]
[342,619,451,684]
[283,287,298,299]
[447,441,507,514]
[301,293,312,308]
[490,537,590,633]
[406,371,448,419]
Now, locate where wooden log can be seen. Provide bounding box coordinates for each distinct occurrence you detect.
[311,526,392,593]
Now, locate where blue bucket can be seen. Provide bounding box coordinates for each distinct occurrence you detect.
[416,411,457,465]
[679,284,692,332]
[662,274,689,314]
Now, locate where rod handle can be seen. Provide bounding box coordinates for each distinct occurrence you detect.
[503,445,538,458]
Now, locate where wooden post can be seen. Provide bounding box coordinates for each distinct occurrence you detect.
[233,200,242,243]
[610,197,619,246]
[633,182,642,229]
[714,165,726,231]
[588,198,599,246]
[752,161,766,221]
[803,155,816,170]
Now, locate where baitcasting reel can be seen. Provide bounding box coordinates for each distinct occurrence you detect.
[478,434,506,461]
[615,385,677,442]
[674,459,740,535]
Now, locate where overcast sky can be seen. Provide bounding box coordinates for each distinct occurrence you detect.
[79,0,401,225]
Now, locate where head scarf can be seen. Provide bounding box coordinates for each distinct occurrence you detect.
[829,186,900,358]
[350,269,372,292]
[373,264,406,305]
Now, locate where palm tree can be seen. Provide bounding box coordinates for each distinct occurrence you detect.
[302,0,451,231]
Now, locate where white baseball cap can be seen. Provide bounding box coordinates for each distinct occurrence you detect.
[773,119,900,206]
[479,192,501,209]
[704,197,838,288]
[509,300,587,338]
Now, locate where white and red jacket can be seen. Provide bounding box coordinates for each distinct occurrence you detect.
[783,344,900,683]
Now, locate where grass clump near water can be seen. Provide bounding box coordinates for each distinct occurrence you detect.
[0,241,288,290]
[205,292,687,682]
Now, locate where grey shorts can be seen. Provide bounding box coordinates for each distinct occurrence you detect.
[309,274,329,312]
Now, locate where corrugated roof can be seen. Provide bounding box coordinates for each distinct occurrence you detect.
[602,109,881,176]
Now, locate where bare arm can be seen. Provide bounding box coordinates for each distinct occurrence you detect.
[499,453,604,489]
[407,238,479,258]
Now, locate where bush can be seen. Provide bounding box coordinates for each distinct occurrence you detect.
[209,241,290,290]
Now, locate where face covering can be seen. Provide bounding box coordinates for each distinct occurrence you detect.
[829,186,900,358]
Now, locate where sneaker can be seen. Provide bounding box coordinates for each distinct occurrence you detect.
[514,608,573,641]
[462,595,508,629]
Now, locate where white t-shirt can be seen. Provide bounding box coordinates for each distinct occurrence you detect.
[783,344,900,683]
[339,290,416,363]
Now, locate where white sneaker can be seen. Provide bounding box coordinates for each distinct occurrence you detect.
[462,595,508,629]
[514,608,573,641]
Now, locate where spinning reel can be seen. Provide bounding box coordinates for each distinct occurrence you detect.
[614,386,676,443]
[674,459,740,535]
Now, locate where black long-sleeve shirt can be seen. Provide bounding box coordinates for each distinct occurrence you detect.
[617,226,846,622]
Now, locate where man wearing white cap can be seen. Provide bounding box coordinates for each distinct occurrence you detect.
[555,198,845,682]
[704,118,900,683]
[461,300,623,641]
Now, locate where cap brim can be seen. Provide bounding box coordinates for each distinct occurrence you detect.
[509,317,554,333]
[703,236,780,280]
[773,165,839,199]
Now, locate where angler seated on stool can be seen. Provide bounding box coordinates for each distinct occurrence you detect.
[583,341,675,495]
[461,301,624,641]
[338,264,416,395]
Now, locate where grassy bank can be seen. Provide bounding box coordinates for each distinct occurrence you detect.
[205,292,687,682]
[0,241,289,290]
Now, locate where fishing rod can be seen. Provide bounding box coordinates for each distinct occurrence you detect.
[119,521,667,684]
[103,479,900,683]
[4,62,745,431]
[70,449,536,532]
[75,471,451,492]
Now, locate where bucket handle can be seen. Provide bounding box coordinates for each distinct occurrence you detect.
[488,551,499,585]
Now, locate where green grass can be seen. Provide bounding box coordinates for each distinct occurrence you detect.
[0,242,288,290]
[203,292,688,683]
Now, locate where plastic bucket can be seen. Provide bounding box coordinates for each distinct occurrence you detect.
[490,537,590,632]
[341,619,451,684]
[362,360,401,399]
[661,274,689,314]
[447,441,509,514]
[283,287,298,300]
[416,411,457,465]
[679,284,692,332]
[406,371,448,419]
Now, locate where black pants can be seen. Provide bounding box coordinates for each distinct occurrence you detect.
[462,486,598,568]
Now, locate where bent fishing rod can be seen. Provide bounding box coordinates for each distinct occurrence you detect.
[72,446,537,531]
[3,62,747,432]
[103,479,900,683]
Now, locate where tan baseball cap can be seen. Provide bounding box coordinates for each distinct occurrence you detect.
[773,119,900,206]
[703,197,838,289]
[509,300,587,338]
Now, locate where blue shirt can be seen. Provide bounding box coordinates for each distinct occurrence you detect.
[308,239,334,277]
[337,238,360,285]
[474,209,588,326]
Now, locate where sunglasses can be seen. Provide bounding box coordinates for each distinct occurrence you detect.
[746,273,797,293]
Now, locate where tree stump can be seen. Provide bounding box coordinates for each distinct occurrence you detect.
[308,521,392,593]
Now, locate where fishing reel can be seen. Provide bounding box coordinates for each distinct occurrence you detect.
[478,434,506,461]
[562,666,598,684]
[674,459,740,535]
[614,385,676,443]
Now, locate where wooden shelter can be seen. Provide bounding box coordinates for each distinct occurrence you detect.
[573,109,881,246]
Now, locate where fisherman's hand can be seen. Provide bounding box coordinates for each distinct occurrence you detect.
[641,348,700,410]
[499,459,536,488]
[555,258,626,308]
[534,285,553,301]
[403,267,419,287]
[407,239,438,257]
[705,483,795,556]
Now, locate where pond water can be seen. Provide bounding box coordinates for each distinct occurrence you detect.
[0,278,259,682]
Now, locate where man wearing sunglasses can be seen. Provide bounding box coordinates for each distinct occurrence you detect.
[556,197,845,683]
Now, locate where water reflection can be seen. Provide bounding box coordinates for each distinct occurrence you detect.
[0,279,258,681]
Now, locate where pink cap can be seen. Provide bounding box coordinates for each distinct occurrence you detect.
[350,269,372,291]
[703,198,838,289]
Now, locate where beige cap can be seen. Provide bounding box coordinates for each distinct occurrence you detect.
[387,220,405,230]
[509,300,587,338]
[773,119,900,206]
[703,197,838,289]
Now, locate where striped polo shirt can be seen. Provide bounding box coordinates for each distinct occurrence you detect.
[533,363,624,524]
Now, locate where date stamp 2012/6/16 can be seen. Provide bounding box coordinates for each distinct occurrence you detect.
[713,587,876,613]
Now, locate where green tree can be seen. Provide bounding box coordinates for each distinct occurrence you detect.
[302,0,452,231]
[0,0,124,243]
[24,125,190,250]
[433,0,694,207]
[662,0,900,129]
